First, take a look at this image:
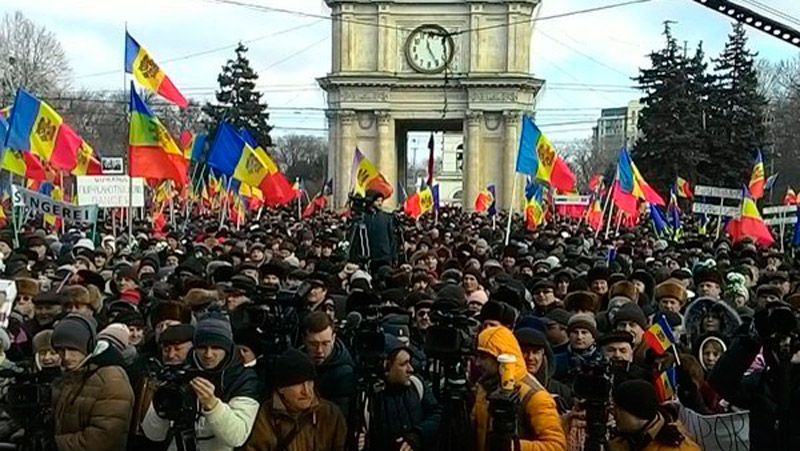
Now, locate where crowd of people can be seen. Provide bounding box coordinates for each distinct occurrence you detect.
[0,188,797,451]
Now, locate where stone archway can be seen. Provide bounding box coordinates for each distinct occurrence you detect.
[319,0,543,210]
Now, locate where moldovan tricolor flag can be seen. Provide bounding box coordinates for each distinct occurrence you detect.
[125,32,188,108]
[784,186,797,206]
[404,185,433,219]
[351,148,393,199]
[515,115,575,192]
[748,150,765,200]
[676,177,692,198]
[129,84,188,185]
[71,142,103,176]
[4,89,83,171]
[474,186,495,213]
[726,187,774,246]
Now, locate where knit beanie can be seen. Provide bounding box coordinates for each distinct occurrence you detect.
[612,303,648,330]
[613,380,659,421]
[33,330,55,354]
[193,311,234,351]
[567,312,598,338]
[273,348,317,389]
[98,323,130,352]
[52,314,97,355]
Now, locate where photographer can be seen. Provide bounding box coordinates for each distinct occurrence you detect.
[360,189,397,271]
[360,335,441,451]
[301,311,356,418]
[142,311,260,451]
[243,348,346,451]
[709,302,800,449]
[51,314,134,451]
[473,325,567,451]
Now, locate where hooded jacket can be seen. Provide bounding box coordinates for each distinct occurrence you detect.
[473,326,567,451]
[608,412,700,451]
[52,345,134,451]
[313,338,356,418]
[681,297,741,345]
[141,342,260,451]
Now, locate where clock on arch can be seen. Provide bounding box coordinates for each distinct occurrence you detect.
[404,24,455,74]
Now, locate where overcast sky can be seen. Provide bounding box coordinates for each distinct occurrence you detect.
[4,0,800,142]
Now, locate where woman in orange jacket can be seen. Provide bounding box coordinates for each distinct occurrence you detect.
[473,325,567,451]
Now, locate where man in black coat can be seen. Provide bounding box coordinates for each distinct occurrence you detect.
[301,311,356,418]
[361,189,397,271]
[363,335,441,451]
[709,303,800,450]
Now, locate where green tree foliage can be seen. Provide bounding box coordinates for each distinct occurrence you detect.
[633,24,708,194]
[705,23,767,187]
[203,43,272,147]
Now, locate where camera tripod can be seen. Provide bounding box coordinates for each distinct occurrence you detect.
[429,359,473,451]
[346,368,385,451]
[170,416,198,451]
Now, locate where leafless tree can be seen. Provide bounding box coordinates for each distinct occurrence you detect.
[273,134,328,194]
[554,136,612,190]
[0,11,71,104]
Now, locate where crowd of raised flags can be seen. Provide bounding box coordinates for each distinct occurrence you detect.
[0,30,796,250]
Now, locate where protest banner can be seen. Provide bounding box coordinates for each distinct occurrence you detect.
[14,185,98,223]
[76,176,145,208]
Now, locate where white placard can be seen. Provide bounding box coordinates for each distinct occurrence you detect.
[762,205,796,215]
[764,216,797,226]
[692,202,740,217]
[101,157,125,174]
[11,185,22,207]
[694,185,743,199]
[553,195,591,206]
[76,176,145,208]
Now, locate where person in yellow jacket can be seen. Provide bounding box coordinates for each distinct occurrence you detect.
[473,325,567,451]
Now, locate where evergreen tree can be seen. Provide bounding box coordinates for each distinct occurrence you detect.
[633,24,707,194]
[705,23,767,187]
[203,43,272,147]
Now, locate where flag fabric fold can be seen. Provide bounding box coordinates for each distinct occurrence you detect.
[676,177,693,198]
[474,186,495,213]
[748,150,765,200]
[129,84,188,185]
[643,313,676,355]
[726,188,774,246]
[125,32,188,108]
[403,186,433,219]
[524,182,545,231]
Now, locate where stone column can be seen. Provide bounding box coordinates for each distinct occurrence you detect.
[326,110,339,208]
[337,110,356,208]
[375,110,396,207]
[503,111,521,209]
[464,110,483,211]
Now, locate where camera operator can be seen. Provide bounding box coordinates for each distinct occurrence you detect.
[51,313,134,451]
[142,311,260,451]
[243,348,346,451]
[513,327,573,414]
[301,311,356,418]
[361,189,397,272]
[473,325,567,451]
[709,302,800,449]
[609,380,700,451]
[129,324,194,449]
[598,331,649,386]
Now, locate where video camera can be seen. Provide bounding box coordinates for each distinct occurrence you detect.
[232,286,301,356]
[754,302,800,363]
[424,307,477,362]
[0,365,60,451]
[148,360,209,423]
[572,359,612,451]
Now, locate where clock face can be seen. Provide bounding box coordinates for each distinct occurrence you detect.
[405,25,454,74]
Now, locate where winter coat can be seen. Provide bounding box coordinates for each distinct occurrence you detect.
[363,209,396,265]
[52,347,134,451]
[608,412,700,451]
[241,392,346,451]
[681,297,741,345]
[473,326,567,451]
[141,350,260,451]
[368,376,441,451]
[709,334,800,450]
[313,339,356,418]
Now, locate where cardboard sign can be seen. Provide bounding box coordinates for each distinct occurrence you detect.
[692,203,740,217]
[76,176,145,208]
[694,185,743,199]
[14,185,97,223]
[553,195,591,206]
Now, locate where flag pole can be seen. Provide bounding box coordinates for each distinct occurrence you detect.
[124,23,134,239]
[604,200,616,240]
[297,177,302,220]
[596,180,614,239]
[8,173,18,248]
[504,174,518,245]
[715,197,724,239]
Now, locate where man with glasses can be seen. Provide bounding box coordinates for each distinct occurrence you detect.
[411,296,434,351]
[532,279,561,316]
